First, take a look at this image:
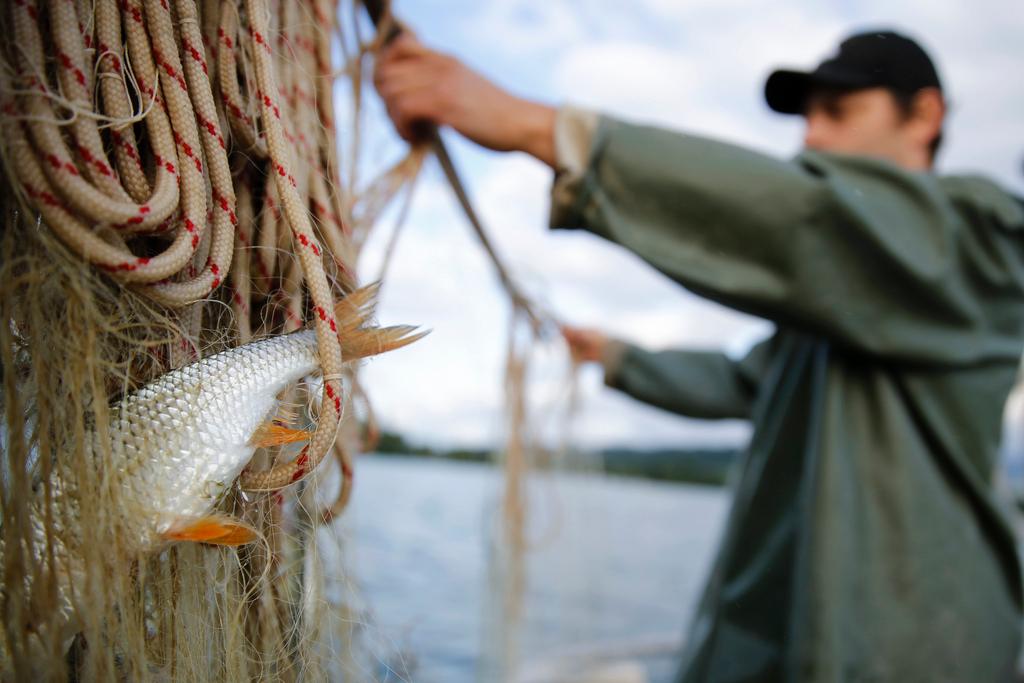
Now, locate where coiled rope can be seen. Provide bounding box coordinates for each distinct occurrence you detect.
[1,0,373,496]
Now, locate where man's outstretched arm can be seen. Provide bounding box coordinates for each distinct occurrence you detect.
[564,327,773,420]
[375,35,1024,365]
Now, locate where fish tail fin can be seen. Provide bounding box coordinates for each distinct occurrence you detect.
[341,324,428,361]
[333,283,429,361]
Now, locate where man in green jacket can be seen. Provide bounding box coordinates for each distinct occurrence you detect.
[375,29,1024,681]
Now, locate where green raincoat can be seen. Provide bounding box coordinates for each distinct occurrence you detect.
[550,114,1024,682]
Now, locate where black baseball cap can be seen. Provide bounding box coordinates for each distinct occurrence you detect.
[764,30,942,115]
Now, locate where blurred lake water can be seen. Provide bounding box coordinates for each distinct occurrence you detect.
[337,455,730,682]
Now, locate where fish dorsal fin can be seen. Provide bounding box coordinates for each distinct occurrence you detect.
[163,514,258,546]
[250,421,314,448]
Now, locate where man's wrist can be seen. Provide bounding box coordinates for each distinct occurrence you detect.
[512,99,556,167]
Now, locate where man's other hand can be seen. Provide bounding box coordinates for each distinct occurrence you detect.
[561,326,609,364]
[373,34,557,167]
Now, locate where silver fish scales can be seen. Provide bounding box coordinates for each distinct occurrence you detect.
[115,328,322,547]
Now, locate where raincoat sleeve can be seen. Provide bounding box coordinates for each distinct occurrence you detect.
[549,108,1024,364]
[602,337,773,420]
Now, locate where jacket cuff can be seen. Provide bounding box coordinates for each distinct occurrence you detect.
[601,339,631,388]
[550,105,600,230]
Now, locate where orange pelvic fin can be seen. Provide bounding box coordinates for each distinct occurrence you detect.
[163,514,258,546]
[250,421,314,448]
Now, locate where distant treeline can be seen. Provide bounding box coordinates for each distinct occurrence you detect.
[372,431,741,486]
[601,446,739,486]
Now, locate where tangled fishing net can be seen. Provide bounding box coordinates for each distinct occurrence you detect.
[0,0,594,678]
[0,0,426,678]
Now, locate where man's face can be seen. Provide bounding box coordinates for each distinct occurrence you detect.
[802,87,918,167]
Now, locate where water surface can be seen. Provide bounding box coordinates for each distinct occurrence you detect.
[338,455,730,682]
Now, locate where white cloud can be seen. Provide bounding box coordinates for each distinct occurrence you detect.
[552,42,703,126]
[455,0,586,57]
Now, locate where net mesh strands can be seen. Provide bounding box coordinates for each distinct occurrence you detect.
[0,0,425,679]
[477,309,590,683]
[353,7,587,679]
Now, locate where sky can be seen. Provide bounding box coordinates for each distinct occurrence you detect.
[346,0,1024,451]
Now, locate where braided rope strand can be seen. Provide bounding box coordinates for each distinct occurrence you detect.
[237,0,343,491]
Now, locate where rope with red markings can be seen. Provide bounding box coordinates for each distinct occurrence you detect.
[235,0,342,490]
[0,0,376,498]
